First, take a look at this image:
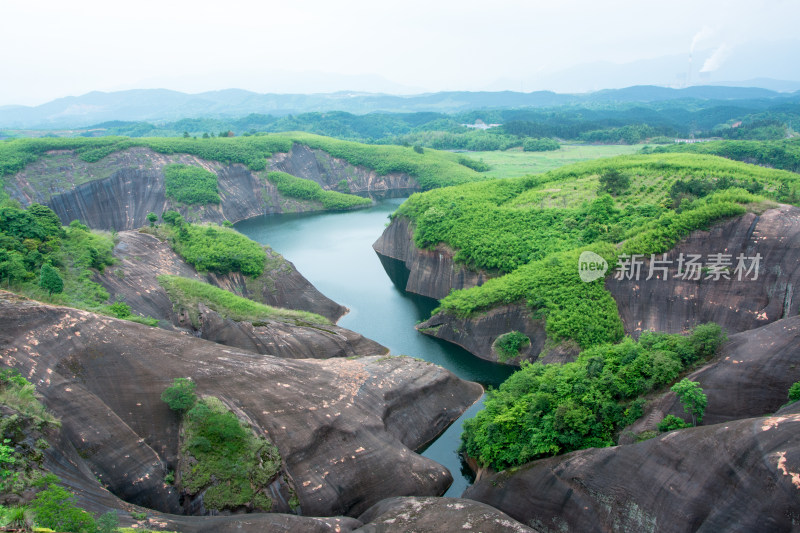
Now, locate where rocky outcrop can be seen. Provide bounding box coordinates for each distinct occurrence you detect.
[5,144,421,231]
[373,216,491,300]
[354,496,536,532]
[395,206,800,365]
[607,205,800,338]
[94,231,385,358]
[0,293,484,517]
[271,143,419,195]
[622,314,800,439]
[418,305,552,366]
[464,401,800,533]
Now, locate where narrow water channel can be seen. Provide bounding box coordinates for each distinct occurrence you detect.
[235,197,515,497]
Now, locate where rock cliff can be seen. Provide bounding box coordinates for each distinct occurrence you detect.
[0,293,484,518]
[5,144,419,231]
[464,401,800,533]
[94,230,384,358]
[271,143,418,195]
[372,216,490,300]
[381,206,800,365]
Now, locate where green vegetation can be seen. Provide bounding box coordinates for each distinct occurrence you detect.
[29,483,96,533]
[158,275,328,326]
[598,168,631,196]
[161,385,281,513]
[461,324,725,469]
[398,153,792,349]
[671,379,707,426]
[0,133,489,198]
[522,138,560,152]
[266,171,371,210]
[657,414,691,432]
[494,331,530,362]
[462,145,643,179]
[0,203,112,304]
[788,382,800,403]
[161,378,197,413]
[163,163,220,205]
[159,212,266,276]
[651,138,800,176]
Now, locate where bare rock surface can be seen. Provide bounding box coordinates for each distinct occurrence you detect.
[464,401,800,533]
[607,205,800,338]
[271,143,419,195]
[354,496,537,532]
[373,217,490,300]
[0,293,483,517]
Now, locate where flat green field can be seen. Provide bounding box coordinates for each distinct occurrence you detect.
[465,144,645,178]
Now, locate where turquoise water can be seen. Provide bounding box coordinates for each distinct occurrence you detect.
[235,198,514,497]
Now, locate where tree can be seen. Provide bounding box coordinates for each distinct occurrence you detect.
[183,131,190,138]
[39,263,63,296]
[161,378,197,412]
[29,483,96,533]
[671,379,706,426]
[146,212,158,227]
[788,382,800,403]
[598,168,631,196]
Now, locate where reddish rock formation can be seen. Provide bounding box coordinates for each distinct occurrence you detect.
[0,293,483,517]
[93,231,388,358]
[464,401,800,533]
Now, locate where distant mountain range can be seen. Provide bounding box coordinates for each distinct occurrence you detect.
[1,84,799,130]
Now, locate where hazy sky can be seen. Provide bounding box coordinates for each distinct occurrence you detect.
[2,0,798,106]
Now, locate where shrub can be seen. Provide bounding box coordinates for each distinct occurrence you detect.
[266,171,370,210]
[657,414,691,432]
[598,168,631,196]
[164,164,220,205]
[788,382,800,403]
[29,484,96,533]
[108,302,132,319]
[161,378,197,413]
[522,138,560,152]
[671,379,707,426]
[461,324,724,469]
[494,331,530,362]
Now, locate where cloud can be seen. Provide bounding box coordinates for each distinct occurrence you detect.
[700,44,731,72]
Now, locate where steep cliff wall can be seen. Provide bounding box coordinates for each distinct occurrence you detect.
[271,143,419,194]
[372,216,490,300]
[4,144,420,231]
[392,206,800,365]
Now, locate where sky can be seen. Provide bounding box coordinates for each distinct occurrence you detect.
[1,0,799,106]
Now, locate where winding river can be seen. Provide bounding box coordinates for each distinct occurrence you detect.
[236,197,515,497]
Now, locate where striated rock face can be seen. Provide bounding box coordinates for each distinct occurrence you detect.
[623,314,800,439]
[607,205,800,338]
[373,217,490,300]
[271,143,419,195]
[354,496,536,532]
[464,401,800,533]
[389,206,800,365]
[0,294,484,518]
[96,230,347,323]
[5,145,421,231]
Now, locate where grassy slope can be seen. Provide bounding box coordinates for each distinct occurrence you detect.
[157,275,329,326]
[467,144,643,179]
